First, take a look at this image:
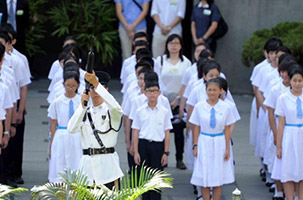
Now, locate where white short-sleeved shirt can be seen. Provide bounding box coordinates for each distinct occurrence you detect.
[122,88,142,116]
[9,53,31,87]
[3,52,23,85]
[184,78,202,99]
[252,62,274,88]
[250,59,269,83]
[275,91,303,124]
[48,94,81,126]
[1,67,19,102]
[224,98,241,123]
[151,0,186,35]
[122,83,140,110]
[121,73,137,94]
[132,103,173,141]
[12,48,32,79]
[181,63,197,86]
[0,80,13,109]
[157,55,191,95]
[48,60,61,80]
[129,93,173,120]
[189,99,233,133]
[264,77,282,98]
[187,82,234,106]
[120,55,136,84]
[259,68,279,93]
[264,80,289,109]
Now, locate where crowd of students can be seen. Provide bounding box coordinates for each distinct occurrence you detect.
[0,23,31,187]
[119,30,240,200]
[250,38,303,200]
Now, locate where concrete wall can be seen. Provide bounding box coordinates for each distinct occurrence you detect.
[198,0,303,94]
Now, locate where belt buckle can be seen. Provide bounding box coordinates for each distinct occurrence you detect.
[89,148,94,156]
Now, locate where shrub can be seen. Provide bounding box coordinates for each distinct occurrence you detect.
[242,22,303,67]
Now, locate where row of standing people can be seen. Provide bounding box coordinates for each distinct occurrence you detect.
[115,0,222,60]
[0,23,31,187]
[250,38,303,200]
[120,30,241,200]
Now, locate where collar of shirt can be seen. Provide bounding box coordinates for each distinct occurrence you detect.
[144,102,160,111]
[203,99,222,112]
[61,94,77,105]
[287,90,303,102]
[92,103,103,111]
[198,2,209,8]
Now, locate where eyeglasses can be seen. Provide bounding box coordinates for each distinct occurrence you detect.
[65,85,78,89]
[145,89,159,94]
[168,42,181,46]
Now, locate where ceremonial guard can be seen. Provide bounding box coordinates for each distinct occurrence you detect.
[68,71,123,189]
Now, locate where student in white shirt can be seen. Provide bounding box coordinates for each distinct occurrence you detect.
[48,71,82,182]
[264,60,295,200]
[132,80,172,200]
[190,78,234,200]
[272,67,303,200]
[151,0,186,58]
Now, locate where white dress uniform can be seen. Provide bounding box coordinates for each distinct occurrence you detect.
[48,60,61,80]
[11,48,32,80]
[263,81,289,174]
[67,83,124,185]
[48,94,82,182]
[120,55,136,85]
[250,59,270,146]
[272,90,303,182]
[189,99,235,187]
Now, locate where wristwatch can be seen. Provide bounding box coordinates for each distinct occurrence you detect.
[163,151,170,156]
[192,144,198,150]
[3,131,9,135]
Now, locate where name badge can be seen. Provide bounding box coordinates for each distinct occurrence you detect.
[170,68,178,73]
[170,0,177,5]
[17,10,24,16]
[203,9,211,16]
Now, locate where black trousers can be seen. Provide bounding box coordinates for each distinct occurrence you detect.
[171,121,186,161]
[7,107,25,179]
[138,139,164,200]
[0,121,10,183]
[127,128,135,170]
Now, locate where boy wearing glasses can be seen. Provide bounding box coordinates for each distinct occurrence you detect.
[132,80,172,200]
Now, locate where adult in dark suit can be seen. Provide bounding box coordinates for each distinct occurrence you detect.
[0,0,29,54]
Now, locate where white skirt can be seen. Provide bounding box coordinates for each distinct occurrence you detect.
[48,129,66,182]
[185,130,194,171]
[250,98,257,146]
[64,132,82,171]
[48,129,82,182]
[255,108,268,158]
[271,126,303,182]
[263,130,276,173]
[190,134,234,187]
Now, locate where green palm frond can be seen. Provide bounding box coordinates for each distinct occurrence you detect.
[31,165,173,200]
[0,184,27,199]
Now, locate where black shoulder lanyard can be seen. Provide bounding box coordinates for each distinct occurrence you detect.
[132,0,142,10]
[83,107,123,148]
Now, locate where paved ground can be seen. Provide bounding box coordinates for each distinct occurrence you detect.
[12,79,273,199]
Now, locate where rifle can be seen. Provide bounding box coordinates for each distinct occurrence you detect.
[84,36,95,107]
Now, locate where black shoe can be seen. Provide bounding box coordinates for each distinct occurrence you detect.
[260,168,265,177]
[196,196,202,200]
[163,164,168,168]
[176,160,187,170]
[13,177,24,184]
[262,177,266,182]
[272,196,284,200]
[193,185,197,195]
[269,187,275,193]
[266,182,274,187]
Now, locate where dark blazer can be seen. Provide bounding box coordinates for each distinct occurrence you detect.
[0,0,29,53]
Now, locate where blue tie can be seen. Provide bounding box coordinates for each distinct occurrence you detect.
[69,100,74,119]
[7,0,16,31]
[297,98,302,119]
[210,107,216,129]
